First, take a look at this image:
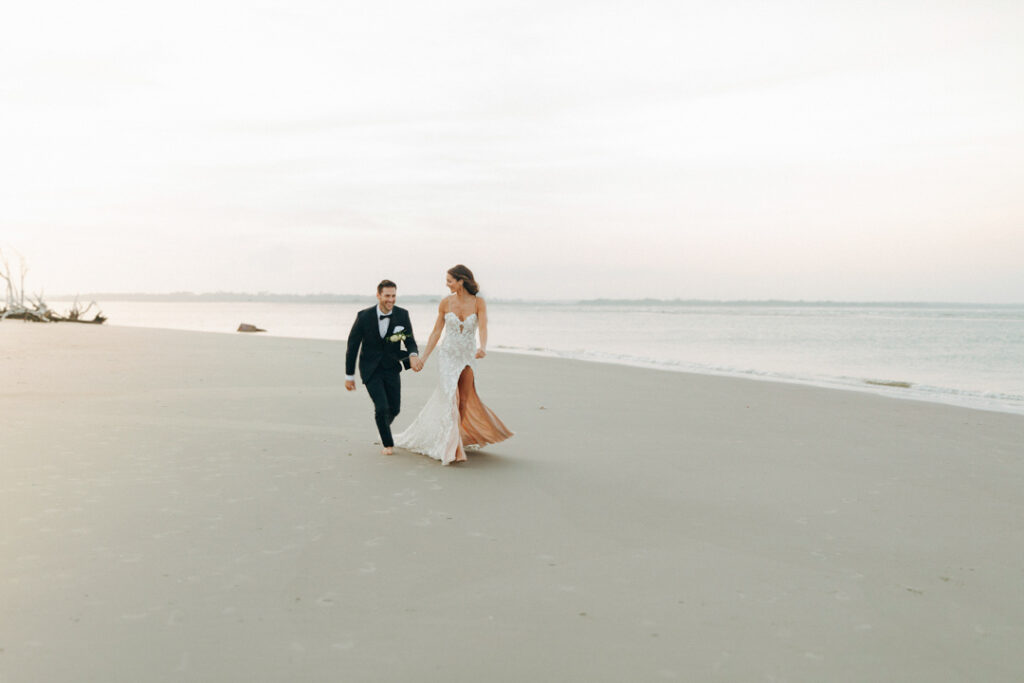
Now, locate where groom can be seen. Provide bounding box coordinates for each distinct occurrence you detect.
[345,279,422,455]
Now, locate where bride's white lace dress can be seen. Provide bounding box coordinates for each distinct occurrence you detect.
[394,312,513,464]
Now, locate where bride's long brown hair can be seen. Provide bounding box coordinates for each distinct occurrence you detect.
[447,265,479,296]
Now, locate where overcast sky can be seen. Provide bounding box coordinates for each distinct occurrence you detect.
[2,0,1022,301]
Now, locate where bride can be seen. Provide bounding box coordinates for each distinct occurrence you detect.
[395,265,513,464]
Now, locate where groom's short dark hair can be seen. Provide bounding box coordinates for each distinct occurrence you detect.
[377,279,397,293]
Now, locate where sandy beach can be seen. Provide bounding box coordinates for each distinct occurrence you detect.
[2,323,1022,682]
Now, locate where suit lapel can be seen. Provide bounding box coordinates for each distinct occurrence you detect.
[366,308,384,347]
[367,306,400,350]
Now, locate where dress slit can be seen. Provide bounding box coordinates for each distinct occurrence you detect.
[394,311,513,464]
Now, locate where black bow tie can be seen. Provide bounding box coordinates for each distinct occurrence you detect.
[379,314,392,320]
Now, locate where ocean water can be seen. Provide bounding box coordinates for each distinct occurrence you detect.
[80,299,1024,415]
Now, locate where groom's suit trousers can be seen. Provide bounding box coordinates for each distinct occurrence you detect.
[365,367,401,447]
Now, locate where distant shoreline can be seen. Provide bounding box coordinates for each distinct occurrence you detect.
[47,293,1023,307]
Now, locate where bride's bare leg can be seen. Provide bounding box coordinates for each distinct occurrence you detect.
[451,367,476,462]
[457,366,474,416]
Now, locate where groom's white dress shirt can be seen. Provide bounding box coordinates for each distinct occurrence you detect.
[345,306,416,382]
[376,306,392,337]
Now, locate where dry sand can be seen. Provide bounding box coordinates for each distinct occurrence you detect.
[2,323,1022,682]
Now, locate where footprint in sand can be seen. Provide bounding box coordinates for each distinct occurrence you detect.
[261,546,291,555]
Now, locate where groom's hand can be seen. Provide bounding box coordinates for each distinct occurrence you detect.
[345,380,356,391]
[410,357,424,372]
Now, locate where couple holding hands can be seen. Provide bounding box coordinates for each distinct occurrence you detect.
[345,265,513,465]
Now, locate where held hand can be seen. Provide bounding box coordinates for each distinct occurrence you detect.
[345,380,356,391]
[410,356,424,372]
[475,348,486,359]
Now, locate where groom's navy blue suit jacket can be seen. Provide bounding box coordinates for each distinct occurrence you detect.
[346,305,419,383]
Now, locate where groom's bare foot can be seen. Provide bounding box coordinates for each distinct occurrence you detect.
[382,447,394,455]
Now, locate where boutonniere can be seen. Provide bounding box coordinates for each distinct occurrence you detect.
[387,332,409,343]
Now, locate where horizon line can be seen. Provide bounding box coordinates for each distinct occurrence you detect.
[45,292,1024,306]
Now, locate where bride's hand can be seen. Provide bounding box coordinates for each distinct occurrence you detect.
[475,348,486,359]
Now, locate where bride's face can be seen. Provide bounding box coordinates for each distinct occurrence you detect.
[446,274,461,292]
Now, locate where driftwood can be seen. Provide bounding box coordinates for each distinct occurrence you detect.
[61,297,107,324]
[237,323,266,333]
[0,248,105,324]
[0,303,106,324]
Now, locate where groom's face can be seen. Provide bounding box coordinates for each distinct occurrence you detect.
[377,287,396,313]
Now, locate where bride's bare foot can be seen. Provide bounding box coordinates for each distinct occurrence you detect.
[382,447,394,455]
